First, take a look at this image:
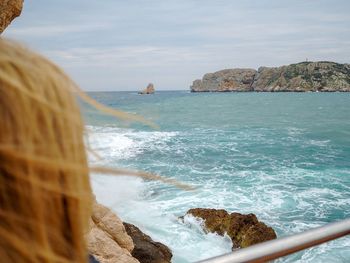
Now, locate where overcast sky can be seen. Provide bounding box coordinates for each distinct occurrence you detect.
[4,0,350,91]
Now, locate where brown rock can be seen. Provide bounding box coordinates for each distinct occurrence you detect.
[0,0,23,34]
[185,208,277,249]
[88,219,139,263]
[88,202,172,263]
[91,202,134,252]
[123,222,172,263]
[139,83,155,94]
[87,202,139,263]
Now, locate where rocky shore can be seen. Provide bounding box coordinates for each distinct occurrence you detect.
[89,204,278,262]
[123,223,172,263]
[88,202,172,263]
[191,62,350,92]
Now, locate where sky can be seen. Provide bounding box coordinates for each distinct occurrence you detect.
[4,0,350,91]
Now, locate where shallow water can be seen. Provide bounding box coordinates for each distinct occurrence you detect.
[83,91,350,262]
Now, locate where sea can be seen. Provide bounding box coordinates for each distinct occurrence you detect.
[82,91,350,263]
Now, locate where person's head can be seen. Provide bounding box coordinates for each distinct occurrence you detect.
[0,38,92,262]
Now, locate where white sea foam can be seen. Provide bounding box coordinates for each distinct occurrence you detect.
[86,125,178,161]
[89,124,350,263]
[308,139,330,147]
[91,174,145,210]
[91,174,233,263]
[286,127,305,136]
[88,126,236,262]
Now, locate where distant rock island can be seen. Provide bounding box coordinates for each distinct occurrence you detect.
[191,61,350,92]
[139,83,155,94]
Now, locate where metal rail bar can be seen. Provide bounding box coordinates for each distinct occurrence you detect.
[197,218,350,263]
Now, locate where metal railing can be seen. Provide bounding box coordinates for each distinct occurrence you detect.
[197,218,350,263]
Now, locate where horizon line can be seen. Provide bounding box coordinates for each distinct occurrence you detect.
[85,89,188,92]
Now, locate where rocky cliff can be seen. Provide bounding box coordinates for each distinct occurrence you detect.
[191,62,350,92]
[0,0,23,34]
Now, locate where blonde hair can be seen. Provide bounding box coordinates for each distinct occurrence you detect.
[0,38,93,262]
[0,38,191,263]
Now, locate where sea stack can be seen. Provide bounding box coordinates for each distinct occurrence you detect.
[139,83,155,94]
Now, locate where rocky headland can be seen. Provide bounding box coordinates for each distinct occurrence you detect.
[191,61,350,92]
[183,208,277,250]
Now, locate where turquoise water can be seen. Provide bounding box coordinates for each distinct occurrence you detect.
[84,91,350,262]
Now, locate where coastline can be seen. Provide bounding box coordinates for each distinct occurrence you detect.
[190,62,350,93]
[190,90,350,93]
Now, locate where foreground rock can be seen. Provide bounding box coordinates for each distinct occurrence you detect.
[185,208,277,249]
[123,222,172,263]
[88,202,172,263]
[191,61,350,92]
[87,202,139,263]
[139,83,155,94]
[0,0,23,34]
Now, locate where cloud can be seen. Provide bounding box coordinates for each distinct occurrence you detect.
[7,23,111,38]
[3,0,350,90]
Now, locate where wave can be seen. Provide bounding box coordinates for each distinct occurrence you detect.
[86,125,178,161]
[88,124,350,262]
